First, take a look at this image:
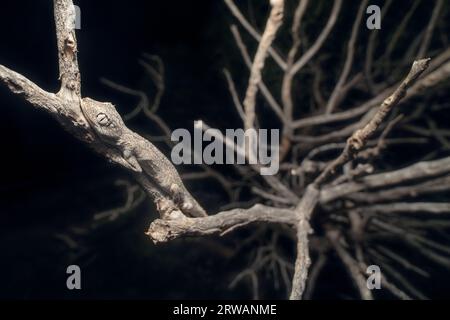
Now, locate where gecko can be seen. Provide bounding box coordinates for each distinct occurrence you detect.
[80,97,207,218]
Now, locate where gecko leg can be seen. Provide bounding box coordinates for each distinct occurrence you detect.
[123,148,142,173]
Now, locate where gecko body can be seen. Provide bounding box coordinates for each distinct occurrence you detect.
[81,97,207,217]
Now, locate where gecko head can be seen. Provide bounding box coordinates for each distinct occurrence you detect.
[93,105,123,143]
[83,98,125,144]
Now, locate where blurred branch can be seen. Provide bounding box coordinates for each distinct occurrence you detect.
[224,0,287,70]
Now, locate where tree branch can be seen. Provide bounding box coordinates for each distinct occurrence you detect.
[243,0,284,134]
[224,0,287,70]
[147,204,297,243]
[321,156,450,203]
[54,0,81,100]
[314,58,430,186]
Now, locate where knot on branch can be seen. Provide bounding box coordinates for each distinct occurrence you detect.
[146,219,172,244]
[347,129,365,153]
[156,198,182,219]
[146,211,191,244]
[64,34,76,54]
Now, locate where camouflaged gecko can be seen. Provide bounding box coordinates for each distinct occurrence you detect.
[81,97,207,217]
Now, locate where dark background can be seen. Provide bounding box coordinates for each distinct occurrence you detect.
[0,0,449,299]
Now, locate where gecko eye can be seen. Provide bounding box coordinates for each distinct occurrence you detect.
[97,113,112,127]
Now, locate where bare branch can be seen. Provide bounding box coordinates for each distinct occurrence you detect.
[321,156,450,203]
[146,204,297,243]
[243,0,284,134]
[325,0,368,114]
[230,25,286,123]
[304,254,327,299]
[314,59,430,186]
[417,0,444,59]
[224,0,287,70]
[281,0,309,123]
[290,0,343,75]
[223,68,246,122]
[0,65,62,114]
[289,185,319,300]
[347,174,450,204]
[54,0,81,100]
[327,229,373,300]
[362,202,450,215]
[291,59,450,131]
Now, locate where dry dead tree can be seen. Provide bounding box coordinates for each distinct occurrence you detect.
[1,0,450,299]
